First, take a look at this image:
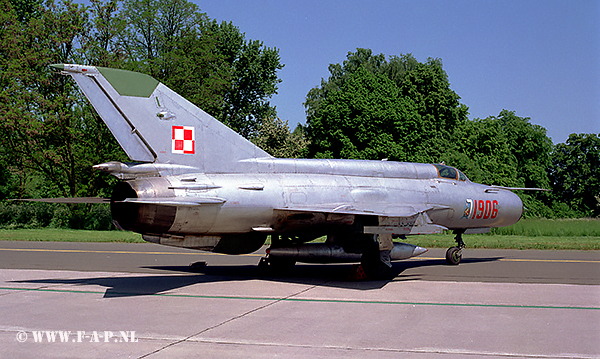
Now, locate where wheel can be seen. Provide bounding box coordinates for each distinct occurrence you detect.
[445,246,462,265]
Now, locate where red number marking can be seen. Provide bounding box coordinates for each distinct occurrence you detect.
[476,200,484,219]
[483,200,492,219]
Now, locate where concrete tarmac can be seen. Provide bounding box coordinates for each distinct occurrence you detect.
[0,241,599,358]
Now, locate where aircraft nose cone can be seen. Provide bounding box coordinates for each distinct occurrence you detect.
[502,190,525,226]
[520,203,525,220]
[49,64,64,71]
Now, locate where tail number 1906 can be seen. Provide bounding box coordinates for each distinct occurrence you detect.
[463,199,498,220]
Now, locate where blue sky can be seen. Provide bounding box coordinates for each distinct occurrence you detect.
[197,0,599,144]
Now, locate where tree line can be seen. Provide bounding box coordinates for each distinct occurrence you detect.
[0,0,597,230]
[304,48,599,218]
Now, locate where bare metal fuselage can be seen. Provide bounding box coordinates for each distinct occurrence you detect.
[108,158,523,255]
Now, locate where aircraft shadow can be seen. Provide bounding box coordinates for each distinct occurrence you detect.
[12,275,207,298]
[12,257,502,298]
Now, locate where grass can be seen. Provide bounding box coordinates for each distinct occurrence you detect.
[0,219,598,250]
[410,218,600,250]
[409,234,600,250]
[0,228,144,243]
[490,218,600,237]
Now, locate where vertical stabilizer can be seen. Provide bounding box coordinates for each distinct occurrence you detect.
[51,64,271,172]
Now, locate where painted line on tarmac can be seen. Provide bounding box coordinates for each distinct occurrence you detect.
[0,286,598,311]
[499,258,600,263]
[415,256,600,264]
[0,247,263,257]
[1,248,599,263]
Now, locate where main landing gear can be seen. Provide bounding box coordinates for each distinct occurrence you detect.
[258,235,297,274]
[446,230,465,265]
[351,234,394,280]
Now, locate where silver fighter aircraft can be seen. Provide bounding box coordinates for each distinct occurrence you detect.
[48,63,528,278]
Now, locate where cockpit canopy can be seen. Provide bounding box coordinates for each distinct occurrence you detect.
[433,164,468,182]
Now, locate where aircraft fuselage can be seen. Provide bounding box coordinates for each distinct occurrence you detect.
[109,159,523,252]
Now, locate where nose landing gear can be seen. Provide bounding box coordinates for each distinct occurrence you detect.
[446,230,465,265]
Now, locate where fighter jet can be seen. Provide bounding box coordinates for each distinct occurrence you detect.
[47,63,529,278]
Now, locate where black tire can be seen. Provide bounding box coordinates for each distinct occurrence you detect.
[445,246,462,265]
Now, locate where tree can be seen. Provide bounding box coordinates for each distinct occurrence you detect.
[8,0,43,23]
[158,26,231,120]
[305,48,386,122]
[495,110,553,190]
[397,58,468,161]
[447,110,554,217]
[252,118,309,158]
[0,147,17,200]
[550,133,600,217]
[118,0,203,73]
[117,1,283,139]
[306,66,418,160]
[305,49,467,162]
[0,0,91,198]
[450,116,518,187]
[0,0,286,228]
[205,20,283,138]
[0,0,127,228]
[451,110,552,189]
[81,0,127,67]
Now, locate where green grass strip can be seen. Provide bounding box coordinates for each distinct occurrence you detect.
[0,229,144,242]
[1,218,599,250]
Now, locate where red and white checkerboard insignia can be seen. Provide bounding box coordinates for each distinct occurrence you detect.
[172,126,195,154]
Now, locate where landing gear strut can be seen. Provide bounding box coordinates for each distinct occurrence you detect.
[258,235,296,274]
[354,234,394,280]
[445,231,465,265]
